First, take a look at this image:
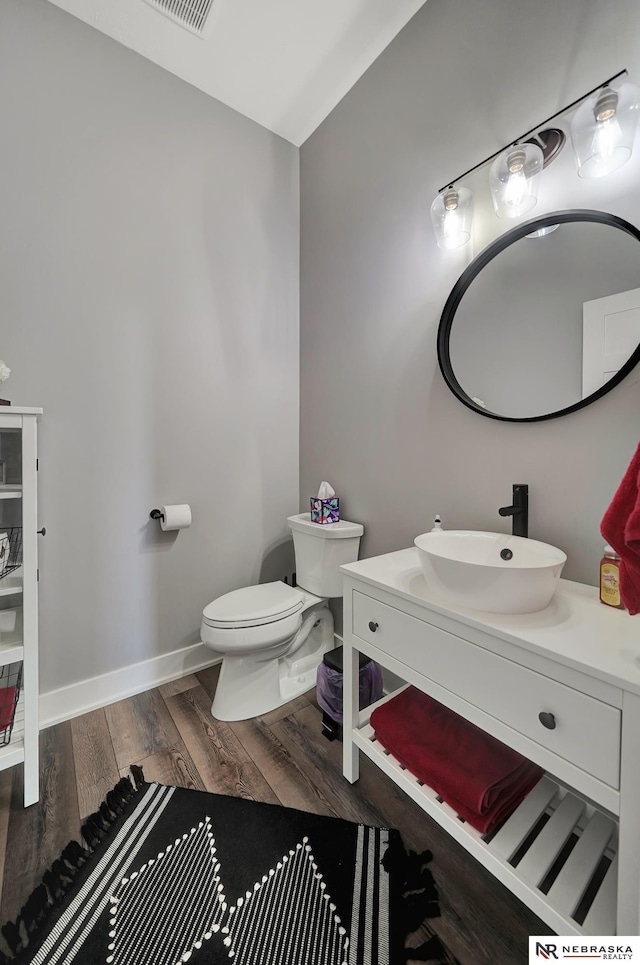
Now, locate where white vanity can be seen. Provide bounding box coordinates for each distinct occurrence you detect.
[341,548,640,936]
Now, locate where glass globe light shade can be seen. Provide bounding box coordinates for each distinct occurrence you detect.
[570,82,640,179]
[430,186,473,249]
[489,143,544,219]
[526,224,560,238]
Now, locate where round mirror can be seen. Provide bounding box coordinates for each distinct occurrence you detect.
[437,210,640,422]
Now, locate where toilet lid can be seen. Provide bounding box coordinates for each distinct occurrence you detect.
[202,582,304,629]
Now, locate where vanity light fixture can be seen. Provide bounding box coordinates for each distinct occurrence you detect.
[430,185,474,249]
[570,82,640,178]
[430,69,635,249]
[526,223,560,238]
[489,143,544,219]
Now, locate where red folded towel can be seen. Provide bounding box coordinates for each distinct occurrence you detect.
[601,441,640,615]
[0,686,16,730]
[371,687,544,834]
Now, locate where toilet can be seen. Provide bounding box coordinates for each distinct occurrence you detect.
[200,513,364,721]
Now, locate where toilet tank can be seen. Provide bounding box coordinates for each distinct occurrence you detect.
[287,513,364,598]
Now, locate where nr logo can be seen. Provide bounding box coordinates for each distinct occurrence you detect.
[535,943,559,960]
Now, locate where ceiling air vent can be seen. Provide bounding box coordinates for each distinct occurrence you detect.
[143,0,216,36]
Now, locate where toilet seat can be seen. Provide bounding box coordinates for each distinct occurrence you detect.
[202,581,304,630]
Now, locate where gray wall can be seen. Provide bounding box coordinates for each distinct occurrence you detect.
[300,0,640,588]
[1,0,300,693]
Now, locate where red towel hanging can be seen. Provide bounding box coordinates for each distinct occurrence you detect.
[601,440,640,615]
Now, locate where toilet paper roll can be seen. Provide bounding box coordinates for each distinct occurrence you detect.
[160,504,192,532]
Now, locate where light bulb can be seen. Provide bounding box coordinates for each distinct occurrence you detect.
[442,210,462,248]
[503,151,529,210]
[571,82,639,179]
[588,91,625,175]
[489,144,543,219]
[441,190,465,248]
[430,186,473,250]
[591,115,623,167]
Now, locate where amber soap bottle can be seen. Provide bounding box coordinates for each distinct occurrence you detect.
[600,545,624,609]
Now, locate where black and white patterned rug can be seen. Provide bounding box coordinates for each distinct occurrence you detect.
[2,770,451,964]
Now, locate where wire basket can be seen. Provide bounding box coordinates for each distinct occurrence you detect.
[0,662,22,745]
[0,527,22,580]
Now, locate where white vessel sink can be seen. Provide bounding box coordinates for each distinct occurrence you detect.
[414,530,567,614]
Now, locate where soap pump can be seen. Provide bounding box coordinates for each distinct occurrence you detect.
[431,515,443,532]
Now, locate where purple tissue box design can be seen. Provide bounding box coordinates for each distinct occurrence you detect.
[310,496,340,524]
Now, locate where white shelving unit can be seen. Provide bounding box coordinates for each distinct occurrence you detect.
[341,548,640,937]
[0,407,42,806]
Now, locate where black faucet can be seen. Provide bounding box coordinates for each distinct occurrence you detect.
[498,484,529,538]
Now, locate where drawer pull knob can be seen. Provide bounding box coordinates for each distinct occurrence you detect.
[538,711,556,730]
[368,621,379,633]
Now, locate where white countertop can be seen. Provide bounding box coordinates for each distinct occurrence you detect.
[342,548,640,695]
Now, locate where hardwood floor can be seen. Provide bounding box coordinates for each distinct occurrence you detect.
[0,667,546,963]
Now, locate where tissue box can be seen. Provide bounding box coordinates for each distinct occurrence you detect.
[310,497,340,524]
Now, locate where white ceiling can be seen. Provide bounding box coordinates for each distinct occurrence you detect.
[44,0,429,146]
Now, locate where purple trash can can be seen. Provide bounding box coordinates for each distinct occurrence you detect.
[317,646,383,741]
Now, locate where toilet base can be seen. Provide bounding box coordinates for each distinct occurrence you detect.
[210,603,334,721]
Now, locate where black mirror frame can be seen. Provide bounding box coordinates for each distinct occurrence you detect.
[437,209,640,422]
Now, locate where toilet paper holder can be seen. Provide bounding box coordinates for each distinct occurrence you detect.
[149,505,192,531]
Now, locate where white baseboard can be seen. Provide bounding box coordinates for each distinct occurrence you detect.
[40,643,221,729]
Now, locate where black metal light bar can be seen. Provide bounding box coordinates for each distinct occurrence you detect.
[437,69,628,194]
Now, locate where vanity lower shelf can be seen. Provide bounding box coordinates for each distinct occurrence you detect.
[353,692,618,937]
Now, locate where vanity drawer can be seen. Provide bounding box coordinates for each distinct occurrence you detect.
[352,590,621,788]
